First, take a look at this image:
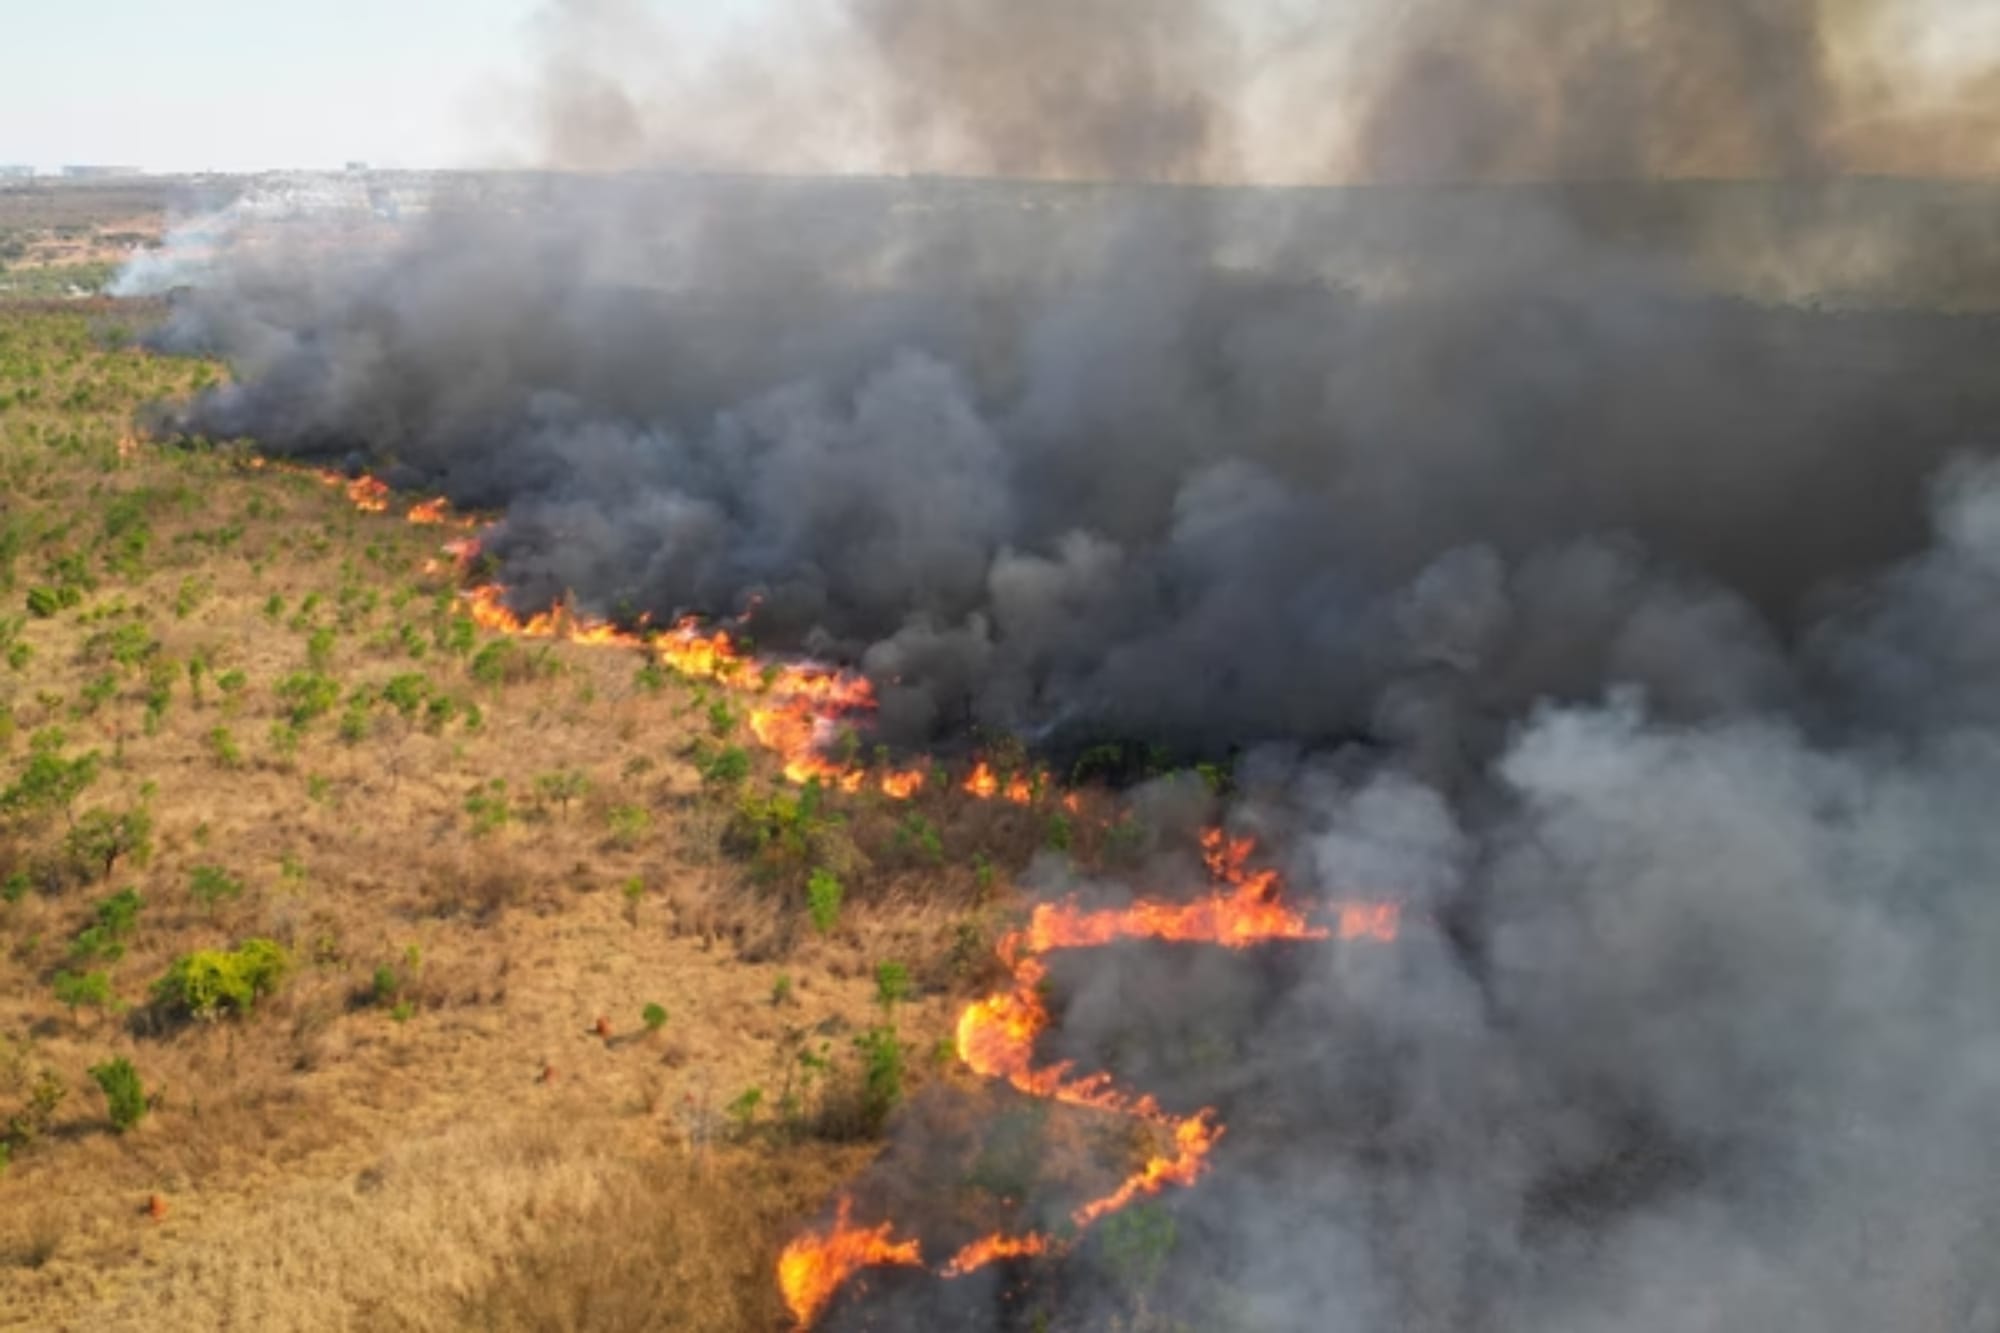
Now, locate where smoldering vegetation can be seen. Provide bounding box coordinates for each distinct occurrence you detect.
[138,0,2000,1328]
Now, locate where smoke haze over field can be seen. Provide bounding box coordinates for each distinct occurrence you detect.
[144,1,2000,1328]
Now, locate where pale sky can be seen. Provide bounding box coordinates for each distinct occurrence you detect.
[0,0,561,172]
[5,0,1998,178]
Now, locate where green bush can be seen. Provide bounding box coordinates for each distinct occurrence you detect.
[464,780,511,836]
[24,585,79,618]
[698,744,751,788]
[150,939,289,1020]
[70,887,143,962]
[1,741,99,823]
[855,1026,905,1131]
[605,803,650,849]
[874,961,911,1013]
[642,1002,668,1032]
[806,868,844,936]
[188,864,246,909]
[380,672,430,718]
[52,968,112,1020]
[469,639,515,686]
[206,726,242,768]
[275,672,341,726]
[88,1057,146,1133]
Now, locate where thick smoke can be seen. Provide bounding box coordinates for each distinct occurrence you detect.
[144,1,2000,1328]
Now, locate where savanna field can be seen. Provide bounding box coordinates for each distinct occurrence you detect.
[0,202,1233,1331]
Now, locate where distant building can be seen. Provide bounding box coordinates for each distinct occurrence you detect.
[59,165,143,179]
[0,165,33,180]
[345,161,371,173]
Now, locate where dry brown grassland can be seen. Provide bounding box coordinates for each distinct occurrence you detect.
[0,293,1086,1331]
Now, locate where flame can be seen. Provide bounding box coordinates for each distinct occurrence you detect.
[962,761,1048,805]
[219,456,1397,1327]
[940,1232,1054,1277]
[347,475,390,512]
[783,833,1401,1324]
[777,1197,924,1328]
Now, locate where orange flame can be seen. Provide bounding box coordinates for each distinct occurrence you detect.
[777,1197,924,1328]
[784,833,1401,1323]
[345,475,390,512]
[406,496,451,524]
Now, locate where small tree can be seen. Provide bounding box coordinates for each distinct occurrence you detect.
[535,770,589,819]
[88,1058,146,1133]
[65,806,152,882]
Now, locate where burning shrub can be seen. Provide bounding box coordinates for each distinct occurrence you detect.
[150,938,289,1021]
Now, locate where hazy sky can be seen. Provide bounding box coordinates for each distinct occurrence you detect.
[0,0,554,171]
[5,0,1998,178]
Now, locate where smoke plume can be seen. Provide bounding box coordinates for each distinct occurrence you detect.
[142,1,2000,1327]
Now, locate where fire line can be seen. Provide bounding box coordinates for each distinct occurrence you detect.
[309,458,1403,1328]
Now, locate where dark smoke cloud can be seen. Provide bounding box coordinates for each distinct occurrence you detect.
[140,1,2000,1328]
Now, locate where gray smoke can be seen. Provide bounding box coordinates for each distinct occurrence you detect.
[143,1,2000,1328]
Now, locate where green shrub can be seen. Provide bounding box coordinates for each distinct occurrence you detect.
[642,1002,668,1032]
[380,672,430,718]
[698,745,751,788]
[188,863,246,909]
[469,639,515,686]
[1,741,99,823]
[88,1058,146,1133]
[150,939,289,1020]
[206,726,242,769]
[336,700,370,745]
[53,964,113,1008]
[605,803,650,849]
[874,961,911,1013]
[726,1086,763,1136]
[894,813,944,864]
[24,585,79,618]
[306,627,336,672]
[855,1026,905,1130]
[464,780,511,836]
[275,672,340,725]
[52,969,112,1020]
[806,868,843,936]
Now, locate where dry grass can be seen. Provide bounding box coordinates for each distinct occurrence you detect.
[0,302,990,1330]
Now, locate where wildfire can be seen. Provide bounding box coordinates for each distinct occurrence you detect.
[783,832,1401,1326]
[963,761,1043,805]
[777,1198,924,1328]
[231,456,1399,1328]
